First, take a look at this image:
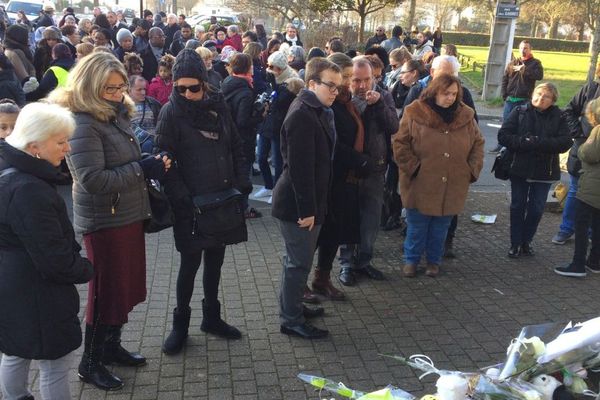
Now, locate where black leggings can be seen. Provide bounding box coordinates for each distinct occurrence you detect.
[176,246,226,309]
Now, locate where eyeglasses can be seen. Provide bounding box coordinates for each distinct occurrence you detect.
[376,29,384,32]
[104,83,129,94]
[315,79,340,94]
[175,84,203,94]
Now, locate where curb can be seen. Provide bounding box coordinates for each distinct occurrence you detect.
[478,113,502,121]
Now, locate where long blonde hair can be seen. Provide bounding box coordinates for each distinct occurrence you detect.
[49,52,134,122]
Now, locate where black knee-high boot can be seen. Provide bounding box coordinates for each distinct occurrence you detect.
[78,323,124,391]
[103,325,146,366]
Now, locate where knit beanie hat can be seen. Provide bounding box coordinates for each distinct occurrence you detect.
[268,51,288,70]
[5,24,29,46]
[153,14,162,23]
[43,26,62,40]
[172,48,208,82]
[116,28,133,44]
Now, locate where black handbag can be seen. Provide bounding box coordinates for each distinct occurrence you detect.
[191,188,246,240]
[491,147,513,181]
[144,179,175,233]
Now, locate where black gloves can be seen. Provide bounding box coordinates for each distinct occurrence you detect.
[520,135,539,151]
[238,181,254,195]
[356,155,375,178]
[138,155,166,180]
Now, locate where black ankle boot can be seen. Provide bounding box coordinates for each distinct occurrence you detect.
[200,299,241,339]
[443,236,455,258]
[78,324,124,391]
[103,325,146,366]
[162,306,192,355]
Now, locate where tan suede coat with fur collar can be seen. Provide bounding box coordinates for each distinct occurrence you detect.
[393,100,485,216]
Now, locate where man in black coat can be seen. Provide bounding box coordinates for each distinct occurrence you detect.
[338,57,398,287]
[272,58,342,340]
[169,22,193,56]
[365,26,387,50]
[140,27,166,82]
[551,73,600,245]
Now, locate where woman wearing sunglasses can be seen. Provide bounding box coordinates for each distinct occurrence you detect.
[50,52,170,391]
[156,49,252,355]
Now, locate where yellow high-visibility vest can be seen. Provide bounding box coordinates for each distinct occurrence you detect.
[48,66,68,88]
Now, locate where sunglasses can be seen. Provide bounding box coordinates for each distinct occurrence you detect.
[175,84,202,94]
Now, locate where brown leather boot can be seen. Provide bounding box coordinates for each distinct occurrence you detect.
[425,264,440,277]
[311,269,346,301]
[302,285,320,304]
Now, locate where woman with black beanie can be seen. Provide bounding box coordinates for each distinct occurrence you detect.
[3,24,35,82]
[156,49,252,355]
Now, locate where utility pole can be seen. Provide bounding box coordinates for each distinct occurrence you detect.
[482,0,520,100]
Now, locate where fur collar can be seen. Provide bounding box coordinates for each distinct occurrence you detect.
[403,99,475,130]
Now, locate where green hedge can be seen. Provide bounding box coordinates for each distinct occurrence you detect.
[444,31,589,53]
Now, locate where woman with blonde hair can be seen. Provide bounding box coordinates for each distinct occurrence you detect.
[195,46,222,89]
[0,102,93,400]
[49,51,170,391]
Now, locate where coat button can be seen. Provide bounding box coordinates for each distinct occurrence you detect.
[147,213,151,216]
[143,187,147,191]
[444,152,450,158]
[441,177,447,182]
[130,138,134,142]
[224,179,228,183]
[443,130,449,134]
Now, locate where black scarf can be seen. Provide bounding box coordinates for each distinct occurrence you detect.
[169,89,225,132]
[425,97,459,124]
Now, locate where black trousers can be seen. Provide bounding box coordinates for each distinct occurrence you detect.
[572,199,600,269]
[176,246,226,309]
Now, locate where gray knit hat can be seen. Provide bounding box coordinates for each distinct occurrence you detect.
[172,48,208,82]
[116,28,133,44]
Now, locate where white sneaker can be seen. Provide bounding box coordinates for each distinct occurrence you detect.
[253,187,272,198]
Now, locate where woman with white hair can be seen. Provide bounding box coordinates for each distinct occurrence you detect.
[0,102,94,399]
[49,51,170,391]
[287,45,305,72]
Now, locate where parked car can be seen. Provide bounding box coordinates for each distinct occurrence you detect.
[5,0,43,24]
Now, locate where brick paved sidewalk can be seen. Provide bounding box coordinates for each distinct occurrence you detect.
[5,189,600,400]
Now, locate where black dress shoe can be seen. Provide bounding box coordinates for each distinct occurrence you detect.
[303,305,324,319]
[521,242,535,256]
[338,266,356,286]
[508,245,521,258]
[280,322,329,339]
[355,265,385,280]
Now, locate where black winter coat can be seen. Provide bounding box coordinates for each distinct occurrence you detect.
[221,76,262,141]
[0,68,25,106]
[0,141,93,360]
[261,82,296,139]
[563,80,600,176]
[362,88,400,173]
[272,89,335,225]
[26,57,74,101]
[155,90,250,252]
[501,57,544,100]
[498,103,572,181]
[140,46,165,82]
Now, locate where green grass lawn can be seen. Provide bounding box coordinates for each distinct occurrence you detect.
[457,45,590,108]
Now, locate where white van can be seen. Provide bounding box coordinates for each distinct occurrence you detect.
[5,0,43,24]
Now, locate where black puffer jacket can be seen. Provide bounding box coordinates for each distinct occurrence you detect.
[563,80,600,176]
[272,89,335,225]
[221,76,262,141]
[498,103,572,181]
[66,105,151,235]
[155,90,250,251]
[0,141,93,360]
[0,68,25,106]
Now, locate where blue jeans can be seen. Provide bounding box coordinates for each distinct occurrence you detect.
[403,209,453,266]
[339,173,385,269]
[509,176,552,246]
[257,134,282,190]
[558,174,579,236]
[503,99,526,121]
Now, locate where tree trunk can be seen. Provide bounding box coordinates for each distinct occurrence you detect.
[588,16,600,84]
[530,16,537,37]
[408,0,416,30]
[578,24,585,41]
[359,12,366,43]
[549,18,559,39]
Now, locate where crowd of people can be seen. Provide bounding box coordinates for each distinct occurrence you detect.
[0,7,596,398]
